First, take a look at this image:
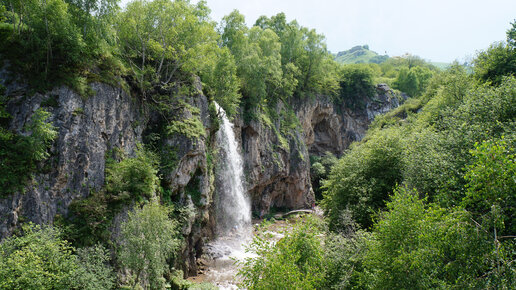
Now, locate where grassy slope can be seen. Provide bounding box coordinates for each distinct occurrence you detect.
[335,47,380,64]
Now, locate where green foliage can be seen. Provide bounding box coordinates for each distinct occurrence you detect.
[1,0,85,79]
[0,224,78,289]
[167,115,206,140]
[64,146,161,247]
[116,0,218,95]
[462,138,516,235]
[66,190,112,247]
[0,223,114,290]
[201,47,241,117]
[0,105,57,196]
[322,227,371,289]
[238,216,326,289]
[474,42,516,85]
[74,244,115,290]
[105,146,160,202]
[393,65,434,97]
[508,20,516,46]
[118,201,181,289]
[361,187,499,289]
[221,11,339,121]
[310,152,337,200]
[337,64,375,108]
[322,129,404,229]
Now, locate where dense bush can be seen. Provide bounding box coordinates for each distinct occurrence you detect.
[310,151,338,200]
[0,224,114,289]
[105,147,160,201]
[322,129,404,230]
[361,187,496,289]
[337,64,375,108]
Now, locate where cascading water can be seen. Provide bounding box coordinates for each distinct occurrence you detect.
[194,103,253,289]
[213,103,251,236]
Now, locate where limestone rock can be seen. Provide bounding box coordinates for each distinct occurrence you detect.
[0,83,144,238]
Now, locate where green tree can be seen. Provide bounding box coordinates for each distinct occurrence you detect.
[462,138,516,235]
[0,107,57,196]
[508,20,516,46]
[200,46,241,117]
[105,147,160,201]
[474,42,516,85]
[0,224,78,289]
[338,64,375,107]
[74,245,115,290]
[2,0,86,81]
[117,0,218,95]
[118,201,180,289]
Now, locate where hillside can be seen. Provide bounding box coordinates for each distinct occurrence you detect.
[334,45,389,64]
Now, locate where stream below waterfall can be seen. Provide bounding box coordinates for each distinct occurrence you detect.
[187,218,294,289]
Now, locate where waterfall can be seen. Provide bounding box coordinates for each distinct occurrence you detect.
[200,103,253,289]
[214,102,251,236]
[196,104,254,289]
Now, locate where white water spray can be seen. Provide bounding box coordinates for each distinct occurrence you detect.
[198,103,253,289]
[214,102,251,236]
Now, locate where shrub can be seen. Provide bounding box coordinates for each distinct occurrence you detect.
[0,105,57,196]
[0,224,114,289]
[105,147,160,202]
[118,201,181,289]
[238,216,326,289]
[322,129,404,230]
[361,187,494,289]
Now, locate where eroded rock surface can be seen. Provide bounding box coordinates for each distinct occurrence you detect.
[239,108,314,215]
[0,83,144,238]
[296,84,403,156]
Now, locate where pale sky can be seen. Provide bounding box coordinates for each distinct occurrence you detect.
[121,0,516,63]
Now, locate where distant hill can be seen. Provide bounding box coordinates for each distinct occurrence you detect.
[429,62,450,70]
[334,45,389,64]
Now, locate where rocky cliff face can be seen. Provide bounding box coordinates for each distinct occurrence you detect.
[0,82,145,238]
[238,104,314,216]
[0,69,215,276]
[296,84,403,156]
[239,84,402,215]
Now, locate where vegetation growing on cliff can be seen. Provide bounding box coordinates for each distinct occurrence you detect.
[0,90,57,196]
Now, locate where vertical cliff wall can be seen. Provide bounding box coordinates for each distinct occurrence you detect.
[0,70,216,276]
[0,83,145,237]
[239,84,403,215]
[296,84,403,157]
[238,105,314,216]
